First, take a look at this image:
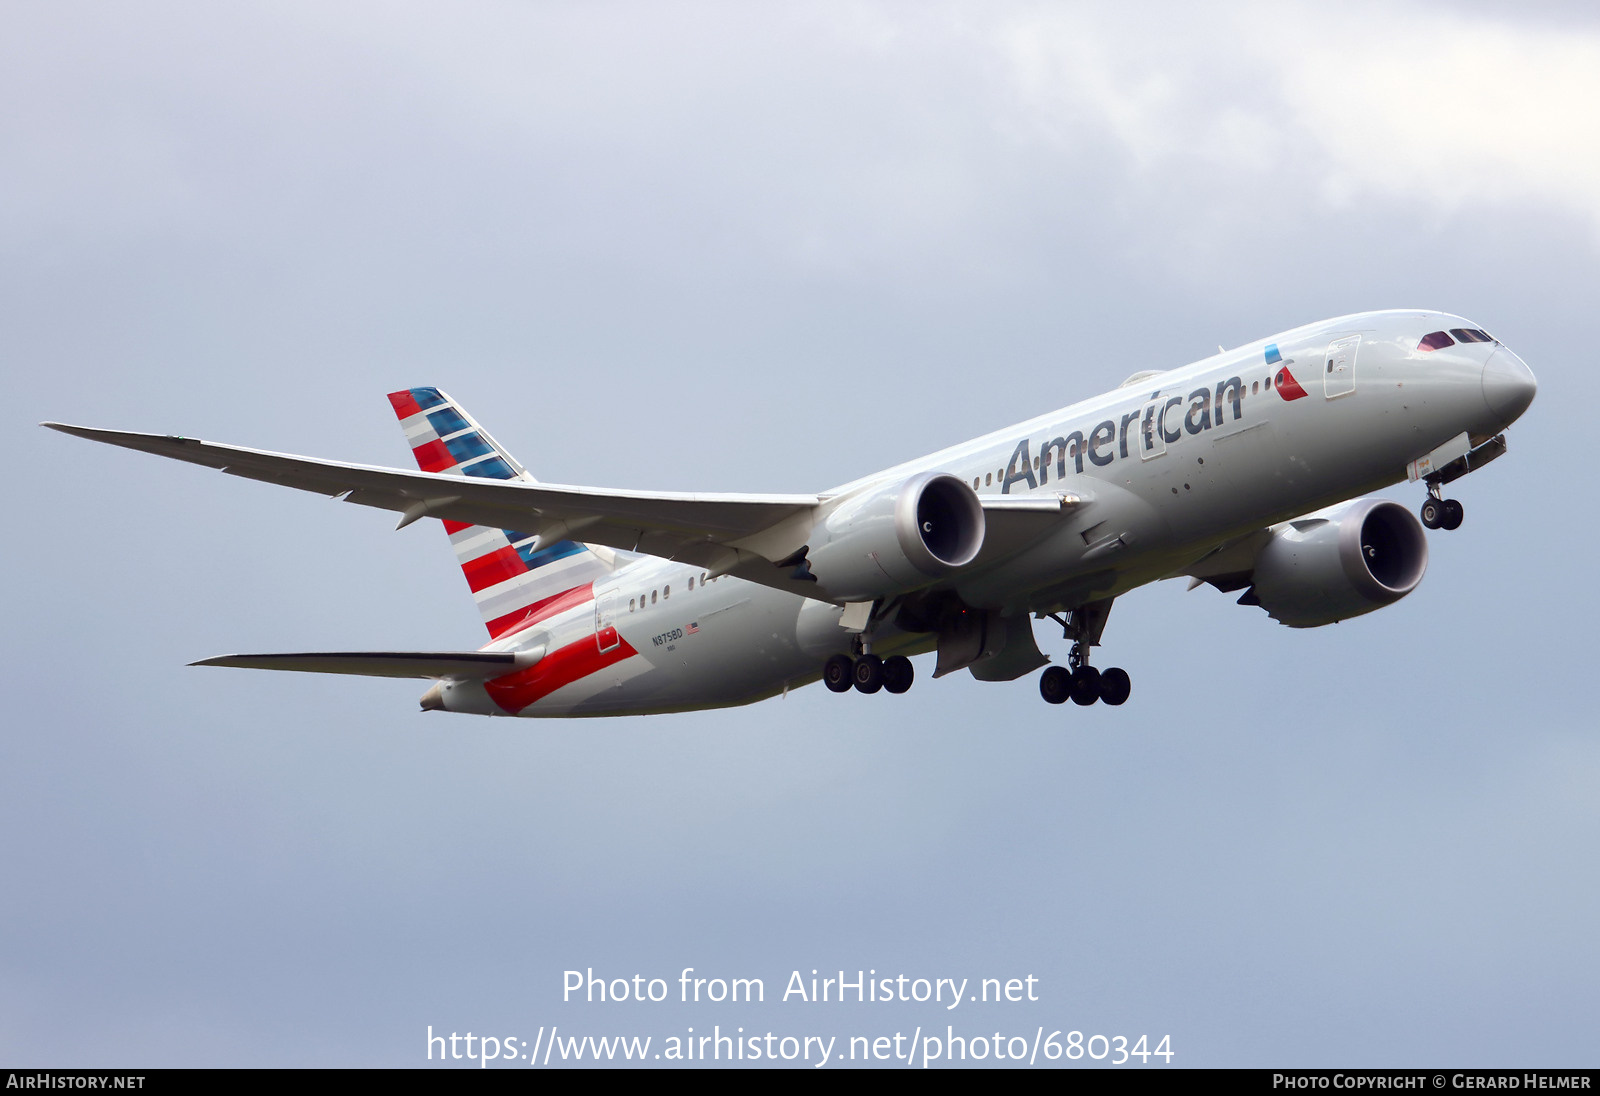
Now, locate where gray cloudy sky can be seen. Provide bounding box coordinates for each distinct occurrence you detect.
[4,1,1597,1068]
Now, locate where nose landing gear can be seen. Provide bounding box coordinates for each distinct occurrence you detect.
[1415,433,1511,531]
[1419,485,1464,531]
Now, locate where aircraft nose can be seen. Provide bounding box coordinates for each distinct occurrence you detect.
[1482,346,1537,425]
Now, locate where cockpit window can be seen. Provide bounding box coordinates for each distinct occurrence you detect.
[1418,331,1454,352]
[1450,328,1494,343]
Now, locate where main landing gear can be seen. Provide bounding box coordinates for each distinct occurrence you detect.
[1038,648,1131,707]
[1040,601,1130,707]
[1419,485,1464,531]
[823,652,914,695]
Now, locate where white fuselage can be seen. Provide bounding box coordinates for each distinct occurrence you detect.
[435,310,1534,716]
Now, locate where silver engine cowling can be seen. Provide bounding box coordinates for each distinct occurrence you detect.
[805,472,985,602]
[1250,498,1429,628]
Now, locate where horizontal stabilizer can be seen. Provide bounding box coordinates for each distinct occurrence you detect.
[191,650,544,679]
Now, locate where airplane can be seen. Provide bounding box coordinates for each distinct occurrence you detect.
[44,309,1536,717]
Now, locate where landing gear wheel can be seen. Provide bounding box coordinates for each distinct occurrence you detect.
[1441,498,1464,530]
[853,654,884,694]
[882,655,914,694]
[1099,667,1131,706]
[1069,666,1102,706]
[1420,498,1443,529]
[823,654,853,693]
[1040,665,1072,705]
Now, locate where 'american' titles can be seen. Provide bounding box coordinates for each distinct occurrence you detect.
[1001,376,1248,494]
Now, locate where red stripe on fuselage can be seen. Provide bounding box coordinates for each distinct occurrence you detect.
[486,582,594,640]
[484,635,639,714]
[412,438,455,473]
[387,390,424,419]
[462,545,527,593]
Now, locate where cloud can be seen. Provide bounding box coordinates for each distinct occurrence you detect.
[1272,6,1600,227]
[995,2,1600,240]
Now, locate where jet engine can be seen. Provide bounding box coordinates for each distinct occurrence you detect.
[1247,499,1428,628]
[804,472,985,602]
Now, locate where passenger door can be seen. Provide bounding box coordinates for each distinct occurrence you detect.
[1325,335,1359,399]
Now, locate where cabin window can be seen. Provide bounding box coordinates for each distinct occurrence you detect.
[651,590,657,605]
[663,585,670,599]
[985,473,992,486]
[629,598,636,612]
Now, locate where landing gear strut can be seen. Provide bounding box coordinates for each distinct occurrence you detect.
[1419,483,1464,531]
[1039,601,1131,707]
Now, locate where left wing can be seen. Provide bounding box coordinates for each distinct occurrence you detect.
[44,423,1081,598]
[43,423,828,587]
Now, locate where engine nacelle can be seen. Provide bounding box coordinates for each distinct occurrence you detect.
[806,472,985,602]
[1250,499,1429,628]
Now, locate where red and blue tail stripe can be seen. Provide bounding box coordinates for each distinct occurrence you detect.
[387,387,616,640]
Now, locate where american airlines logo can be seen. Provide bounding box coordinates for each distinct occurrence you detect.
[996,341,1315,493]
[998,374,1250,494]
[1274,366,1308,400]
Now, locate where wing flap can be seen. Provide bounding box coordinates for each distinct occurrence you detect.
[191,650,544,679]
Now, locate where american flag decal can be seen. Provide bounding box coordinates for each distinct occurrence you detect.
[686,622,699,634]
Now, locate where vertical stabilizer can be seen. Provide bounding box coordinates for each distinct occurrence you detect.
[387,387,617,639]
